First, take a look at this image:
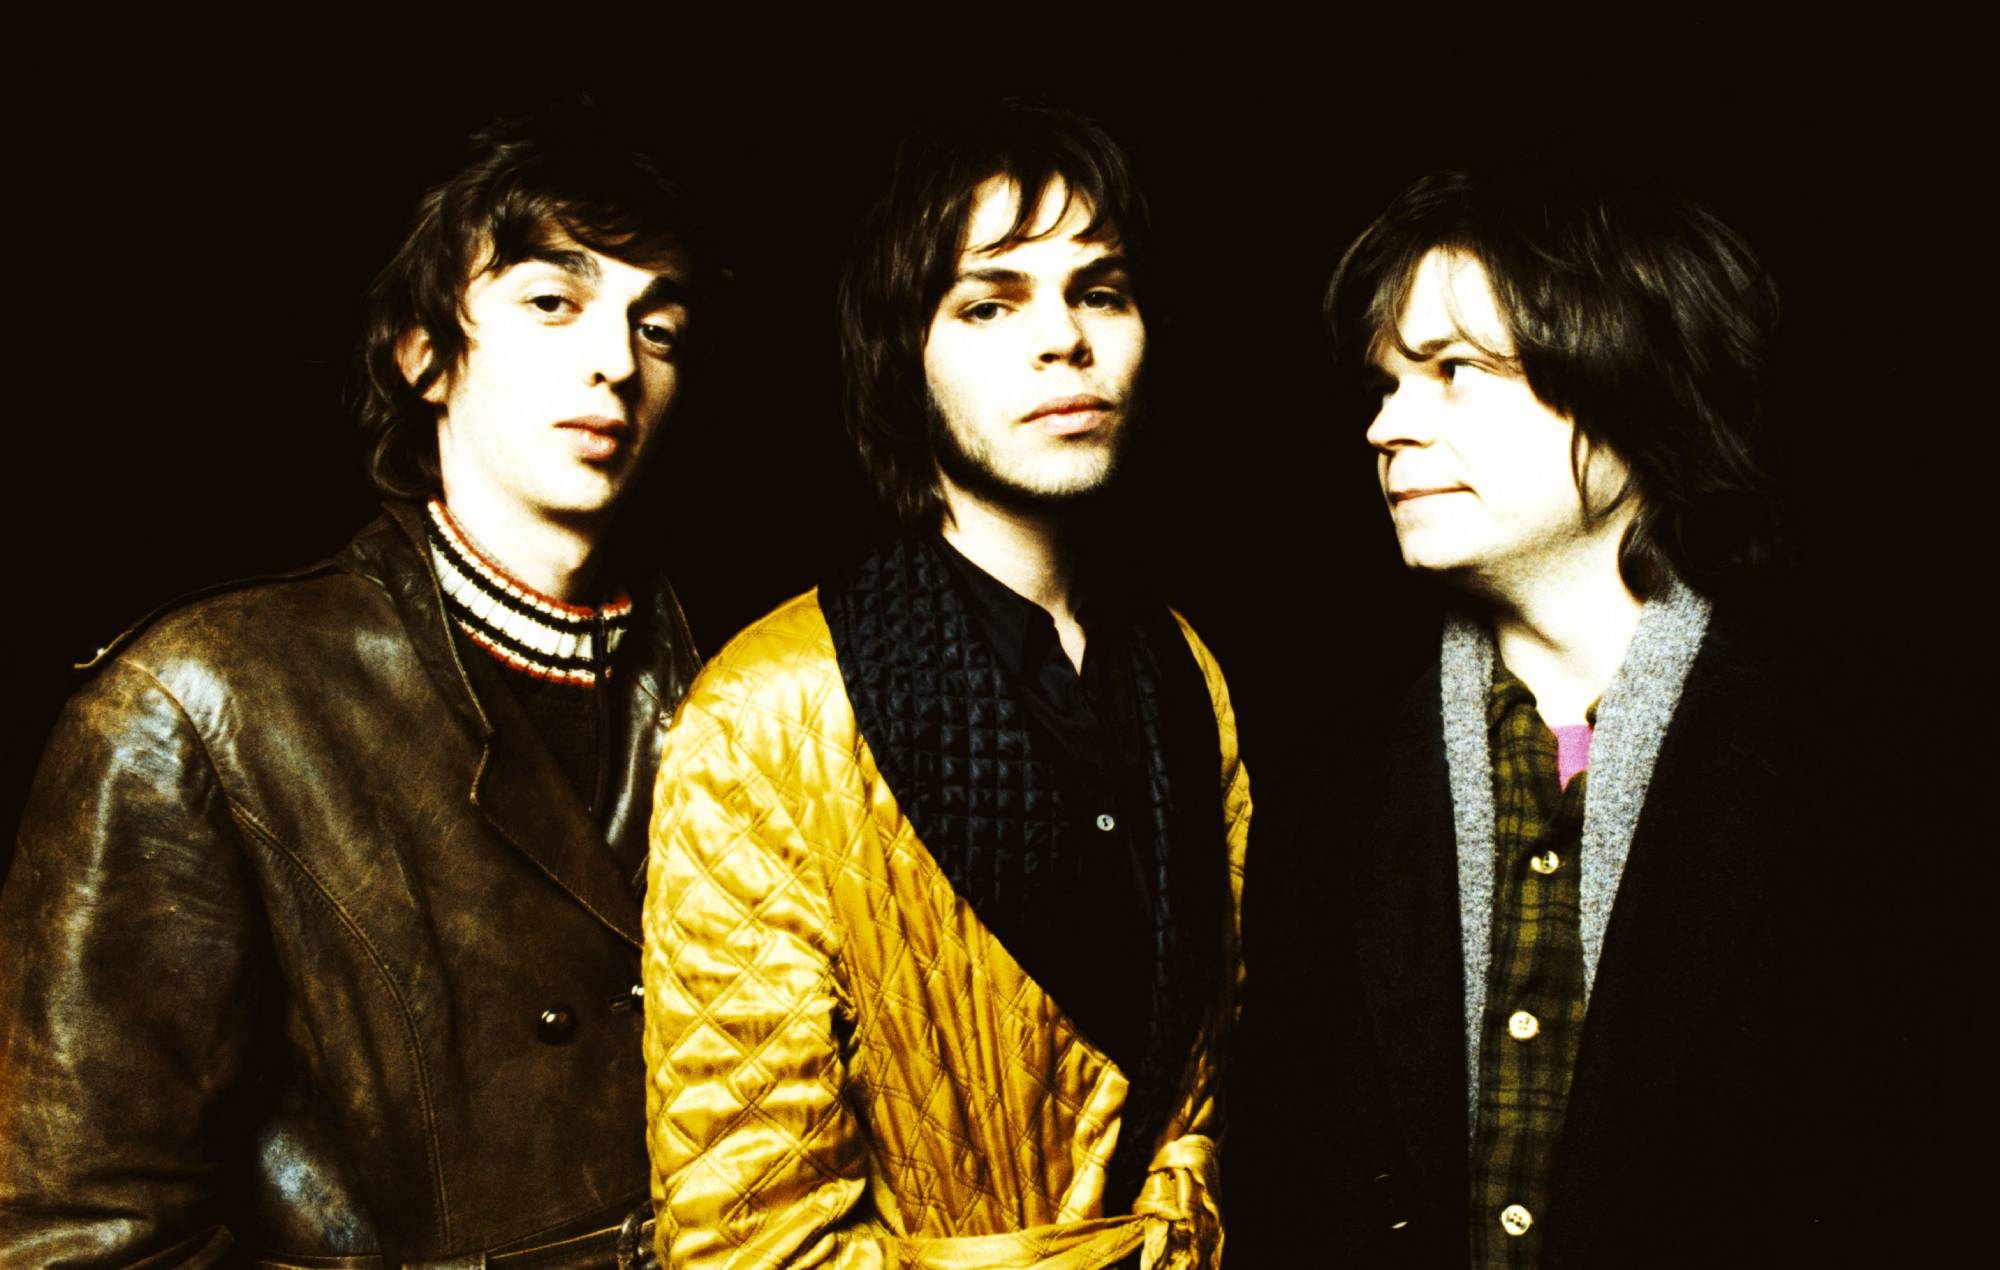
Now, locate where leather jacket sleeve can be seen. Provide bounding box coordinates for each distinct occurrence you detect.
[0,658,258,1269]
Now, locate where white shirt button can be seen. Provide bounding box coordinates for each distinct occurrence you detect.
[1095,813,1116,832]
[1529,850,1561,874]
[1499,1203,1533,1237]
[1508,1010,1540,1041]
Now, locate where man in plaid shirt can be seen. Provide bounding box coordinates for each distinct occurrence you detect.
[1228,165,1961,1267]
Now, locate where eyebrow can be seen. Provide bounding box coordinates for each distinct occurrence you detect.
[526,248,601,283]
[1365,333,1491,369]
[526,248,690,314]
[630,274,691,315]
[948,252,1135,291]
[1404,336,1476,360]
[1071,254,1133,287]
[954,266,1030,288]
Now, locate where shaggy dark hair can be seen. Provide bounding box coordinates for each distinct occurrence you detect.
[1326,165,1782,597]
[354,103,712,500]
[836,102,1150,528]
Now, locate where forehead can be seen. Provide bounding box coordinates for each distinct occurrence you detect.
[1374,248,1511,362]
[483,228,691,293]
[958,174,1117,263]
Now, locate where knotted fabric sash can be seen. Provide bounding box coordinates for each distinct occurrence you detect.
[815,1134,1224,1270]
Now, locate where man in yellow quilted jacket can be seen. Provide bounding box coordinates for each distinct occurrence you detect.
[641,103,1251,1269]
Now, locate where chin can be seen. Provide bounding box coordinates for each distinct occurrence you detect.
[1016,448,1120,496]
[1396,534,1482,576]
[529,485,623,522]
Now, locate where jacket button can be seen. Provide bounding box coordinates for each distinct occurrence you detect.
[537,1004,577,1044]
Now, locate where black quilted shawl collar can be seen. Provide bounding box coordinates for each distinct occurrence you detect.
[820,535,1227,1200]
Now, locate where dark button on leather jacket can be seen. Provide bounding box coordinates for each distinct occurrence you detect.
[0,503,699,1268]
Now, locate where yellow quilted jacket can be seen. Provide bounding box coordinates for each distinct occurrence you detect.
[643,591,1250,1269]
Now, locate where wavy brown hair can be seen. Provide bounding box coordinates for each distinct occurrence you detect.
[353,103,715,500]
[836,102,1151,528]
[1327,164,1783,597]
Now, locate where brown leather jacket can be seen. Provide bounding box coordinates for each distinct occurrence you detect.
[0,503,699,1269]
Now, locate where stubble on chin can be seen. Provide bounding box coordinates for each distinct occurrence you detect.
[926,394,1128,513]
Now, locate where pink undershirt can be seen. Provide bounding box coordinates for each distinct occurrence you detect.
[1552,723,1594,790]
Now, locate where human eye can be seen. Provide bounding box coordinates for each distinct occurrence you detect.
[1078,286,1131,312]
[1439,357,1496,389]
[635,320,680,356]
[527,292,579,319]
[959,298,1008,323]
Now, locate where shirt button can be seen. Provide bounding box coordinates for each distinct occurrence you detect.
[1508,1010,1540,1041]
[1529,850,1561,874]
[1095,813,1116,832]
[1499,1203,1533,1237]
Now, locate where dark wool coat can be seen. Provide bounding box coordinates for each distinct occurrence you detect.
[1226,596,1978,1268]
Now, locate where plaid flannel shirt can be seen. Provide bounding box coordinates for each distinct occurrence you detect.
[1470,664,1591,1267]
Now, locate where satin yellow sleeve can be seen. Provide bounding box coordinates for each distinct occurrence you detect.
[1167,612,1250,1268]
[643,691,880,1270]
[1172,611,1252,1025]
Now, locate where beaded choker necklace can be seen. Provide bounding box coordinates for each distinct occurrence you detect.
[424,499,631,687]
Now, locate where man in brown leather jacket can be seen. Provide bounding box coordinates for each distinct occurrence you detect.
[0,107,708,1268]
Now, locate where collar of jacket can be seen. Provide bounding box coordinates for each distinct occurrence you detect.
[1348,600,1793,1262]
[343,500,702,947]
[818,533,1228,1202]
[1440,574,1711,1138]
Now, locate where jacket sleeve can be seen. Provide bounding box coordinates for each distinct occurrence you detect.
[0,659,258,1269]
[1157,616,1250,1269]
[642,692,878,1269]
[1173,612,1252,1031]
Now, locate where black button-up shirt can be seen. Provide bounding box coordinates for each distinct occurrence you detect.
[934,536,1158,1097]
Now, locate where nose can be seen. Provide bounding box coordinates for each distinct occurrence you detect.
[583,307,638,387]
[1032,299,1091,367]
[1365,386,1433,455]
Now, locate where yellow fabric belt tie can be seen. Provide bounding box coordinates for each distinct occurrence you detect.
[823,1135,1222,1270]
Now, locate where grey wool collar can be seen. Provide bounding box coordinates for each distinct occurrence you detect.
[1440,574,1712,1131]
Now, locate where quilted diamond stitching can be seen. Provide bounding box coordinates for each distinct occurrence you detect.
[644,590,1250,1267]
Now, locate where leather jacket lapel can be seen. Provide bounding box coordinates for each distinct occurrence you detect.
[602,581,703,892]
[469,666,644,948]
[344,501,648,950]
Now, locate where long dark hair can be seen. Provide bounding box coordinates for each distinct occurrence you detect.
[353,102,715,501]
[1327,165,1782,596]
[836,102,1151,529]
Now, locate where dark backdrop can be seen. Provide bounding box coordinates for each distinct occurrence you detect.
[6,49,1987,872]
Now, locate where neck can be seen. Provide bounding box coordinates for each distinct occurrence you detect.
[435,481,604,603]
[939,477,1087,668]
[1481,551,1644,729]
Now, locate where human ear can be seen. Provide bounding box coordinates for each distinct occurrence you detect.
[1574,433,1638,523]
[395,327,448,406]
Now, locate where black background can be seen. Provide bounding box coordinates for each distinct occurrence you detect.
[6,41,1989,869]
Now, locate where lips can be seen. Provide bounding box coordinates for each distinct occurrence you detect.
[1388,485,1470,505]
[556,415,630,462]
[1021,394,1115,436]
